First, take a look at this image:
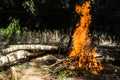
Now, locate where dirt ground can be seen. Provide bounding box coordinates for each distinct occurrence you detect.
[0,53,120,80]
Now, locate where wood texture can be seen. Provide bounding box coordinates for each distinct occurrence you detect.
[2,45,58,54]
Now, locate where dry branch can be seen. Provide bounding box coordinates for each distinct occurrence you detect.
[11,67,17,80]
[2,45,58,54]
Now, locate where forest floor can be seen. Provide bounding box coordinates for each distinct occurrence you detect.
[0,52,120,80]
[0,41,120,80]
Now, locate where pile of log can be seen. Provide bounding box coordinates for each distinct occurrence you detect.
[0,44,58,67]
[0,44,119,67]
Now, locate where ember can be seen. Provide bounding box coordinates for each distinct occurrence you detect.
[69,1,103,74]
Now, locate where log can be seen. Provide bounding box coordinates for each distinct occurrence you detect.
[2,45,58,54]
[0,49,50,67]
[0,50,32,67]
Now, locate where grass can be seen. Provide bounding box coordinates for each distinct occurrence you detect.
[57,71,67,80]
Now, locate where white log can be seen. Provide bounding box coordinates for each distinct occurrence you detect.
[2,45,58,54]
[0,50,33,67]
[0,49,59,67]
[0,46,60,67]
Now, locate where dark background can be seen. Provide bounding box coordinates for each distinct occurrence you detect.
[0,0,120,44]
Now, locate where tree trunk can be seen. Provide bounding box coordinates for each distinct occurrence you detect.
[2,45,58,54]
[0,50,32,67]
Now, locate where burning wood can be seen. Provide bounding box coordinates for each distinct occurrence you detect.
[69,1,103,74]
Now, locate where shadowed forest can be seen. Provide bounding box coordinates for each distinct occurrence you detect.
[0,0,120,80]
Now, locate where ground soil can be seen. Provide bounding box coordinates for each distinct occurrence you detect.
[0,52,120,80]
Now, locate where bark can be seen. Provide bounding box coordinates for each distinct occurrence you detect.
[0,49,51,67]
[2,45,58,54]
[0,50,33,67]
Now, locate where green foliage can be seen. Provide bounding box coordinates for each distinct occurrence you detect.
[22,0,35,14]
[0,0,120,44]
[0,17,21,44]
[0,17,20,36]
[57,71,67,80]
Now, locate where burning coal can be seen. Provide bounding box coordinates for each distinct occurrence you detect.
[69,1,103,74]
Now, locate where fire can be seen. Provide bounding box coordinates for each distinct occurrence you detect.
[69,1,103,74]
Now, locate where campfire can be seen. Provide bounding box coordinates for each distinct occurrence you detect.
[69,1,103,74]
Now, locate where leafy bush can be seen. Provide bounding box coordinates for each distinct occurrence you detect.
[0,17,21,44]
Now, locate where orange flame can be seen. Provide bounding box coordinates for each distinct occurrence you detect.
[69,1,103,74]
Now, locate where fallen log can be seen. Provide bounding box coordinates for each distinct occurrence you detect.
[0,49,53,67]
[2,45,58,55]
[0,50,31,67]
